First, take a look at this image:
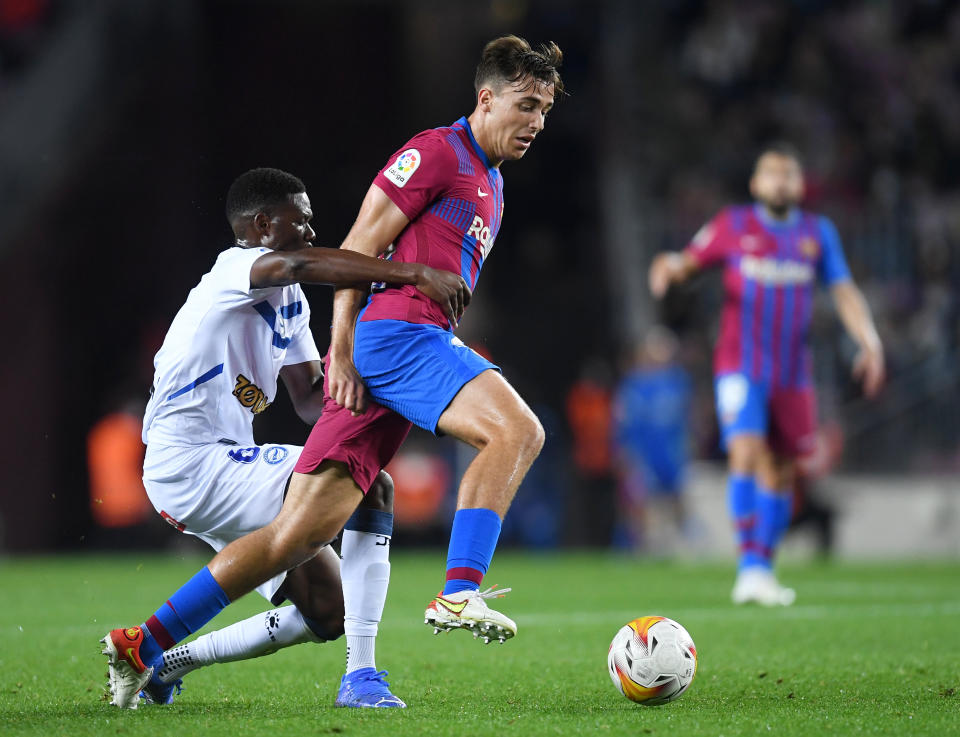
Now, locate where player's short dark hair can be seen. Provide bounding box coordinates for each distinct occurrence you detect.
[756,141,804,169]
[474,35,565,98]
[225,167,305,223]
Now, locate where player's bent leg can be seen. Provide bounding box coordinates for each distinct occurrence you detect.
[143,553,342,704]
[103,463,362,708]
[425,371,544,643]
[206,461,363,601]
[437,369,545,515]
[149,602,324,701]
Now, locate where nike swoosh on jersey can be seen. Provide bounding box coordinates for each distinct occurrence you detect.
[478,187,488,198]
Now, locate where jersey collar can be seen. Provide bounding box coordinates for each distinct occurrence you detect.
[455,116,493,170]
[753,202,800,228]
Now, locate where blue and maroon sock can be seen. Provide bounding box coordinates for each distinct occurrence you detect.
[138,567,231,668]
[728,474,762,570]
[754,486,793,569]
[442,508,502,596]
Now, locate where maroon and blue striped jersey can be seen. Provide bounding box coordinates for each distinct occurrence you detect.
[683,204,851,388]
[361,116,504,329]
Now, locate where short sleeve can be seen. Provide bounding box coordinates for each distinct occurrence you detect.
[816,216,852,285]
[283,294,322,366]
[373,130,459,221]
[683,209,732,269]
[210,247,282,308]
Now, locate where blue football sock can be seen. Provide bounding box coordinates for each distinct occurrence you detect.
[443,508,502,595]
[755,486,792,569]
[728,474,762,570]
[141,567,231,666]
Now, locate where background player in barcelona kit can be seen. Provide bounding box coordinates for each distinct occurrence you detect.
[649,143,885,606]
[100,168,469,709]
[95,39,562,688]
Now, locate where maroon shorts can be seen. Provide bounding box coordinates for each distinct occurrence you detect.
[716,373,818,458]
[293,365,412,494]
[767,386,818,458]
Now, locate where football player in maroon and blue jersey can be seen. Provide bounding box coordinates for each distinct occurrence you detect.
[310,35,562,642]
[649,143,884,606]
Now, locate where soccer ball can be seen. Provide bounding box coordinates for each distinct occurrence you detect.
[607,616,697,705]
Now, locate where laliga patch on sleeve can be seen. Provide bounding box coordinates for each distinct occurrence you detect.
[384,148,421,188]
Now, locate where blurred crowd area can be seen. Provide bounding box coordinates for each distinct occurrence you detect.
[0,0,55,88]
[2,0,958,551]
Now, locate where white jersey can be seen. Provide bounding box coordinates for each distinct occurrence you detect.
[143,246,321,448]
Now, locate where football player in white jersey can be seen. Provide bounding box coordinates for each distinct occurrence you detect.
[106,168,469,709]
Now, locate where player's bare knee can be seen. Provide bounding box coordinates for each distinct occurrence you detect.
[511,410,545,462]
[267,521,327,572]
[729,436,766,475]
[360,470,394,513]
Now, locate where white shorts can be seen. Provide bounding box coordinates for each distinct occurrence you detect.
[143,442,302,602]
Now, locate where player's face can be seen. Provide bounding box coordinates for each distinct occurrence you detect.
[263,192,315,251]
[750,153,804,215]
[484,76,555,163]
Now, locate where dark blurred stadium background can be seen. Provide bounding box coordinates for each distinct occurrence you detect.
[2,0,957,554]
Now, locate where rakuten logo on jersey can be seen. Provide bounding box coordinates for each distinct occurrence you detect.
[740,255,814,285]
[467,215,494,257]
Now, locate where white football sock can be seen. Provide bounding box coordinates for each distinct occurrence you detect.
[341,528,391,673]
[156,605,321,683]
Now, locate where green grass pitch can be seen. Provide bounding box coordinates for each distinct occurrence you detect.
[1,552,957,736]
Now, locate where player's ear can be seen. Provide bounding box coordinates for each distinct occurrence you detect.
[253,211,272,242]
[477,87,494,112]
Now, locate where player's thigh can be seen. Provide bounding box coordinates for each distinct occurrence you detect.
[436,368,543,450]
[769,386,818,460]
[715,373,769,465]
[276,461,365,546]
[296,383,412,495]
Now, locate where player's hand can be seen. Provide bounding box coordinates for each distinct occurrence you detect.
[852,346,885,399]
[328,354,368,415]
[414,266,471,327]
[648,253,682,299]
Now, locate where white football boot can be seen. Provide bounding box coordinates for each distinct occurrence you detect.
[100,626,154,709]
[731,567,796,606]
[424,586,517,644]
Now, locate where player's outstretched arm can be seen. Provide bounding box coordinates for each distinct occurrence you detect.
[279,361,325,425]
[250,244,469,316]
[830,280,885,398]
[648,251,700,298]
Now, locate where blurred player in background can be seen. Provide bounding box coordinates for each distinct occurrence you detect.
[649,143,884,605]
[102,35,559,710]
[612,327,692,553]
[101,168,469,709]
